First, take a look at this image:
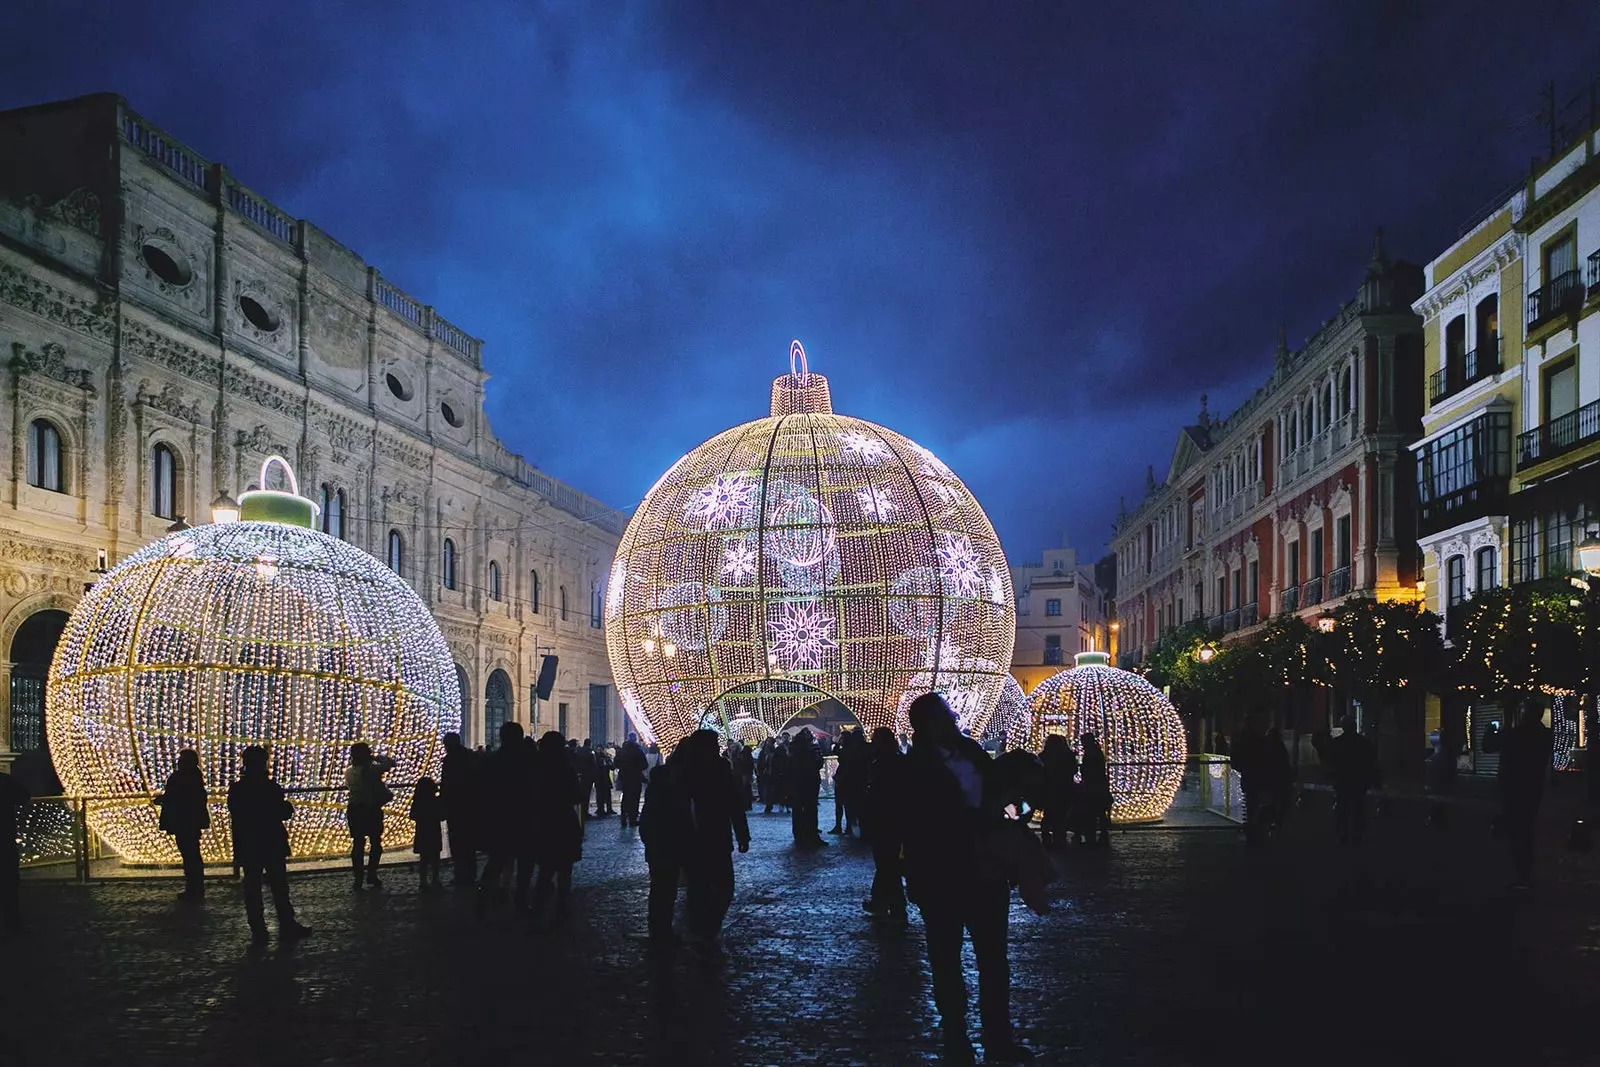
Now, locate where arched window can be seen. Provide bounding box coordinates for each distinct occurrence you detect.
[1476,546,1497,592]
[1446,555,1466,609]
[485,669,512,750]
[1321,382,1334,426]
[1340,366,1354,417]
[27,419,63,492]
[454,664,471,742]
[151,443,177,518]
[388,529,404,574]
[559,585,569,621]
[321,485,345,539]
[530,570,541,614]
[591,584,603,628]
[488,560,502,601]
[1303,398,1315,437]
[442,538,457,590]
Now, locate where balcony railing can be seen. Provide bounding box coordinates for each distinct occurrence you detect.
[1241,603,1259,628]
[1517,397,1600,469]
[1527,269,1584,330]
[1281,585,1300,613]
[1223,608,1240,633]
[1302,576,1324,607]
[1589,250,1600,297]
[1207,614,1225,636]
[1043,647,1065,666]
[1428,338,1501,405]
[1418,477,1511,537]
[1328,566,1351,598]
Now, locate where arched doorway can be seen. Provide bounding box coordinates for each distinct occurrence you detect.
[454,664,472,747]
[9,609,69,795]
[485,669,512,750]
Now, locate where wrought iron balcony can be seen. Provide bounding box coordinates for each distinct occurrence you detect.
[1517,398,1600,469]
[1527,269,1584,330]
[1328,566,1351,598]
[1043,646,1065,666]
[1207,615,1225,636]
[1589,250,1600,297]
[1281,585,1300,613]
[1302,576,1324,607]
[1428,338,1501,405]
[1241,603,1259,628]
[1223,608,1240,633]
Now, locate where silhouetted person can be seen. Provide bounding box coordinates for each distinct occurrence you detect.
[227,746,312,947]
[861,726,909,918]
[477,722,537,913]
[788,728,826,846]
[155,748,209,900]
[593,744,615,817]
[1263,724,1295,835]
[409,776,444,891]
[729,742,755,813]
[440,731,480,888]
[0,769,29,932]
[1077,733,1112,846]
[756,738,776,812]
[1038,736,1077,849]
[1232,717,1268,843]
[680,729,750,956]
[768,740,791,814]
[1499,702,1553,888]
[1320,715,1378,844]
[532,731,585,918]
[902,694,1031,1064]
[831,729,868,835]
[577,739,597,815]
[345,742,395,890]
[615,733,649,828]
[639,741,690,946]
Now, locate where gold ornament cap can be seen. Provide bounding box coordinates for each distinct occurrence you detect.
[770,339,833,416]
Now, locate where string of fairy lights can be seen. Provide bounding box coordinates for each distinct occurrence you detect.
[603,344,1017,749]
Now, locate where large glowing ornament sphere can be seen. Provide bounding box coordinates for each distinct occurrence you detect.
[982,674,1032,750]
[1026,651,1187,822]
[606,341,1015,748]
[46,457,460,864]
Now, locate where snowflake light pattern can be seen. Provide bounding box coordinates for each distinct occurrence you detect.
[937,532,983,597]
[685,474,758,529]
[604,343,1015,747]
[838,429,890,461]
[768,600,837,671]
[721,538,758,585]
[856,485,895,520]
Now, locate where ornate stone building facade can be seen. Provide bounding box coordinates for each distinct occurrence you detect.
[0,94,626,788]
[1113,240,1426,730]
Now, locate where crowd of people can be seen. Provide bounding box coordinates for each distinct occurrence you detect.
[0,692,1568,1061]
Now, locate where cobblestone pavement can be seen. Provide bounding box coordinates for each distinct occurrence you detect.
[4,799,1596,1066]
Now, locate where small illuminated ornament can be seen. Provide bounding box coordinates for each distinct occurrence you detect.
[605,340,1015,746]
[1025,651,1188,822]
[46,456,460,864]
[981,674,1032,750]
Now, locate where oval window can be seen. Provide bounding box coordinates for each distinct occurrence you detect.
[440,401,464,428]
[385,373,413,401]
[238,294,281,333]
[140,243,192,287]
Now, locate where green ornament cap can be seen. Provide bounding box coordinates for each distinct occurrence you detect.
[237,456,319,530]
[1074,651,1112,668]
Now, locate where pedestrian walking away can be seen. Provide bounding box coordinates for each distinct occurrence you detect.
[638,740,690,947]
[1316,716,1379,844]
[615,733,649,828]
[1499,700,1553,889]
[788,728,826,847]
[227,746,312,947]
[0,768,30,933]
[440,731,481,889]
[531,731,585,919]
[154,748,210,901]
[679,729,751,958]
[409,776,445,891]
[345,742,396,889]
[861,726,909,919]
[902,693,1033,1064]
[477,722,538,914]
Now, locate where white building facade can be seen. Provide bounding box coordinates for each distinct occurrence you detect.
[1010,543,1111,668]
[0,94,626,791]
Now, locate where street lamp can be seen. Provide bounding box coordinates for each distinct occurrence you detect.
[1195,642,1217,664]
[1577,531,1600,576]
[1317,610,1338,634]
[210,491,241,525]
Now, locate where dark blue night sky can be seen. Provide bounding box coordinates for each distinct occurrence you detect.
[3,2,1596,560]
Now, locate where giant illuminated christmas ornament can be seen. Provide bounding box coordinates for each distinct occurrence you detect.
[47,457,460,864]
[981,674,1032,750]
[606,341,1015,748]
[1026,651,1187,822]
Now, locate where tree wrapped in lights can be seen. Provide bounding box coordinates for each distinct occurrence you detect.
[605,341,1015,749]
[1450,582,1584,701]
[46,457,460,864]
[1025,651,1188,821]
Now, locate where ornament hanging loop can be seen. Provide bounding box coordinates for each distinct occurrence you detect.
[259,455,300,496]
[789,339,810,385]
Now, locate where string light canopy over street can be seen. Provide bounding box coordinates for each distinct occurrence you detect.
[605,341,1016,749]
[46,456,460,864]
[1026,651,1188,822]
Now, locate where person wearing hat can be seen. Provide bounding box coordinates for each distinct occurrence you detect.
[901,692,1032,1064]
